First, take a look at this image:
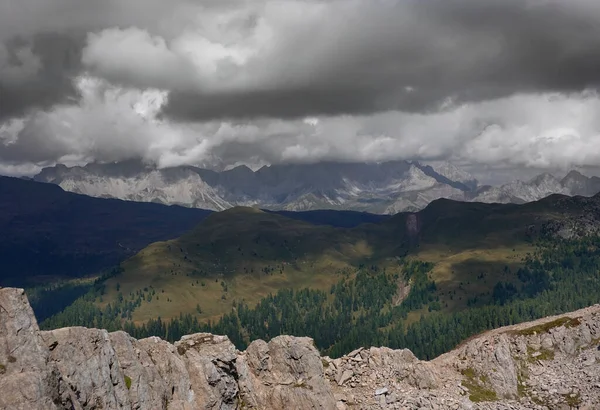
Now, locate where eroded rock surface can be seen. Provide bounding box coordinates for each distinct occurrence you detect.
[326,308,600,409]
[3,287,600,409]
[0,288,59,410]
[0,288,333,409]
[237,336,336,409]
[42,327,132,409]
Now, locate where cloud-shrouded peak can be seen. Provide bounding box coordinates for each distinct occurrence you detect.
[2,0,600,179]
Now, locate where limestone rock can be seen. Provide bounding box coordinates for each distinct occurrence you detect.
[109,331,172,410]
[0,288,59,410]
[41,326,132,409]
[4,287,600,410]
[374,387,388,396]
[453,334,518,398]
[336,369,354,386]
[174,333,239,409]
[136,336,195,409]
[237,336,336,409]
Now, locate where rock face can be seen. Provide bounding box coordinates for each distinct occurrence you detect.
[0,287,60,410]
[237,336,336,409]
[0,288,333,410]
[324,309,600,410]
[3,287,600,409]
[42,327,132,409]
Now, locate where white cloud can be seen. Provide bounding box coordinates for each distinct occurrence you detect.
[79,2,280,93]
[3,75,600,180]
[82,28,194,90]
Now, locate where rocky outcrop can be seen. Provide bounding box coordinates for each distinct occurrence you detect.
[325,309,600,409]
[3,287,600,409]
[42,327,131,409]
[0,288,333,410]
[0,287,60,410]
[174,333,239,409]
[237,336,336,409]
[109,332,176,409]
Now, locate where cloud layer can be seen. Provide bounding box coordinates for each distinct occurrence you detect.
[2,0,600,179]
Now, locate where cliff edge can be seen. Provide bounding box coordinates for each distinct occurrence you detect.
[1,287,600,409]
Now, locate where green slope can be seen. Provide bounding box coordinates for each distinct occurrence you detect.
[98,194,600,323]
[104,207,383,322]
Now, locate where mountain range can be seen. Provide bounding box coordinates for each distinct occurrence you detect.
[32,160,600,214]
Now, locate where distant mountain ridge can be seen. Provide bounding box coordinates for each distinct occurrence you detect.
[33,160,600,214]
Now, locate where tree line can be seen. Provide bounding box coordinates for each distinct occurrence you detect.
[39,236,600,360]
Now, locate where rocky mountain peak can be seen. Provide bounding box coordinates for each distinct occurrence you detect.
[420,161,479,190]
[28,161,600,214]
[560,170,600,197]
[529,172,560,185]
[562,170,586,182]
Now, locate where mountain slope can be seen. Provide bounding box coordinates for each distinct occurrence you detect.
[422,161,479,190]
[0,176,397,287]
[561,169,600,196]
[266,209,390,228]
[108,207,382,322]
[0,176,213,285]
[37,162,232,210]
[99,192,600,323]
[471,173,569,204]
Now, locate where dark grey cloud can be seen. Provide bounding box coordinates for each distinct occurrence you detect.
[3,0,600,120]
[2,0,600,178]
[0,0,194,119]
[158,0,600,120]
[0,33,83,120]
[162,86,395,121]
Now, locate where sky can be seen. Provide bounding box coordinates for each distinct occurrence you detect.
[2,0,600,182]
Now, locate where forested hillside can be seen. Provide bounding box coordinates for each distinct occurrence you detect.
[41,235,600,359]
[38,193,600,359]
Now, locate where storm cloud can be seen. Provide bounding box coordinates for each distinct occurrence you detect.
[2,0,600,179]
[83,0,600,120]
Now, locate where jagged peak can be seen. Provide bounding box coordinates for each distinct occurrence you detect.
[223,164,254,174]
[563,169,586,178]
[561,169,589,184]
[29,160,600,215]
[528,172,559,185]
